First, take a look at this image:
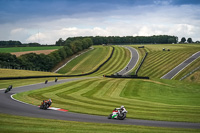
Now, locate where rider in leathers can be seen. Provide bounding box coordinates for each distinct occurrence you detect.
[115,105,127,113]
[42,99,52,107]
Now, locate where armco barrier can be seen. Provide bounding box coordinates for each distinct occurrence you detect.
[135,52,148,75]
[105,75,149,79]
[0,47,115,80]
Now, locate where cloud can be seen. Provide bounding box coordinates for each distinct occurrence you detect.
[154,0,172,5]
[0,1,200,44]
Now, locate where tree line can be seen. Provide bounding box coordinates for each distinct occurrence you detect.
[58,35,178,45]
[0,38,93,71]
[0,41,42,47]
[180,37,197,43]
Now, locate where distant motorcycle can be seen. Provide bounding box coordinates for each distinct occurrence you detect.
[45,80,48,84]
[108,108,127,120]
[4,85,12,93]
[40,99,52,110]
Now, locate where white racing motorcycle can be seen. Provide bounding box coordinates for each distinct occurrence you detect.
[108,108,127,120]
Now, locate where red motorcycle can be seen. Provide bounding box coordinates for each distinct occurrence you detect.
[40,99,52,110]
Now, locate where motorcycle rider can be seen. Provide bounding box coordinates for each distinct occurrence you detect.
[115,105,127,113]
[42,99,52,107]
[108,105,127,119]
[120,105,127,113]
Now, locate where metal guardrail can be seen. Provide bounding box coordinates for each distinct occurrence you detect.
[135,52,148,75]
[105,75,149,79]
[179,66,200,81]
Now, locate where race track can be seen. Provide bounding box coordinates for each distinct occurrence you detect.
[0,48,200,129]
[161,51,200,79]
[118,46,139,75]
[0,79,200,129]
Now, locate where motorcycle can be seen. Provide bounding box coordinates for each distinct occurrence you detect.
[4,85,12,93]
[108,108,127,120]
[40,100,52,110]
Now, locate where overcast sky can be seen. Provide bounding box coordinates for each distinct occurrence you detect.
[0,0,200,44]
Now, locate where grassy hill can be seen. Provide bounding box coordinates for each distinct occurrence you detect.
[1,44,200,132]
[14,77,200,123]
[131,44,200,79]
[57,45,131,76]
[92,46,131,76]
[1,114,197,133]
[0,69,61,78]
[57,46,112,75]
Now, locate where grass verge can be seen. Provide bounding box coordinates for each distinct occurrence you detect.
[0,77,71,89]
[0,113,199,133]
[14,77,200,123]
[0,69,61,78]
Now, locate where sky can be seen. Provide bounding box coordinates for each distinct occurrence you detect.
[0,0,200,44]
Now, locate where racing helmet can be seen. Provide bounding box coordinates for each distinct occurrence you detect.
[49,99,52,102]
[121,105,124,109]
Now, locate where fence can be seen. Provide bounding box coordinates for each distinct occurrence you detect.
[179,66,200,81]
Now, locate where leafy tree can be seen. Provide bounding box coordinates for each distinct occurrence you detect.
[85,38,93,47]
[181,37,186,43]
[73,40,83,51]
[64,46,73,56]
[18,53,38,70]
[168,38,176,43]
[56,38,64,46]
[0,53,20,68]
[58,48,67,60]
[187,38,193,43]
[49,51,62,64]
[64,40,72,46]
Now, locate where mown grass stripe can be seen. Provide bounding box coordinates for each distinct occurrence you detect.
[15,77,200,122]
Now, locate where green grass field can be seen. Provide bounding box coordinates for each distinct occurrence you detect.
[131,44,200,79]
[184,70,200,82]
[92,46,131,76]
[0,77,71,89]
[0,68,61,78]
[1,113,198,133]
[1,44,200,132]
[14,77,200,123]
[57,46,112,74]
[174,58,200,80]
[0,46,62,53]
[57,45,131,76]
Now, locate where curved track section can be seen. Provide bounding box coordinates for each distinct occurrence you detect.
[161,51,200,79]
[0,78,200,129]
[118,46,139,75]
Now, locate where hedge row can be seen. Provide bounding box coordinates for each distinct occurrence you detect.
[0,38,93,72]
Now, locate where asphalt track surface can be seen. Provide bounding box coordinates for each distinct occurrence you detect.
[0,78,200,129]
[0,48,200,129]
[161,51,200,79]
[118,46,139,75]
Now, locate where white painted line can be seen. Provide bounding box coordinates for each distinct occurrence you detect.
[11,94,68,112]
[11,94,37,107]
